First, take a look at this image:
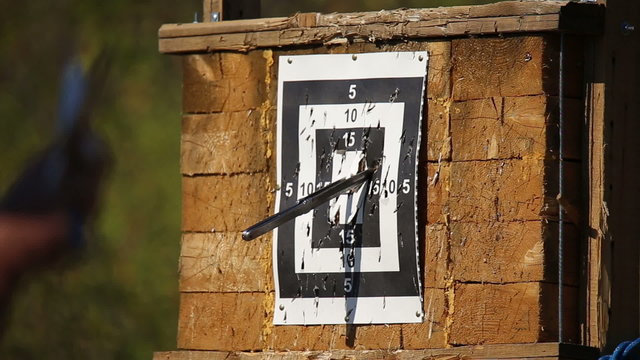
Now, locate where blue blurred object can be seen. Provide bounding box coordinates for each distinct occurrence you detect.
[600,338,640,360]
[0,54,111,247]
[57,60,88,137]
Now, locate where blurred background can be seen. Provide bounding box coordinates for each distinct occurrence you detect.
[0,0,492,358]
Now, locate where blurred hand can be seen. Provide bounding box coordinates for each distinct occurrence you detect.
[1,54,111,235]
[0,53,111,305]
[0,55,112,330]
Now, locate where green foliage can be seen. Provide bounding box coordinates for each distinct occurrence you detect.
[0,1,199,358]
[0,0,495,358]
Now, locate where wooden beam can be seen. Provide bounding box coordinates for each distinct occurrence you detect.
[153,342,599,360]
[202,0,222,22]
[592,0,640,352]
[160,1,603,54]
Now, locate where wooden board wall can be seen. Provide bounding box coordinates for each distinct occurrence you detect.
[176,33,585,352]
[155,342,599,360]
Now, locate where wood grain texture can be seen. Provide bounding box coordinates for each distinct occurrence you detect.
[425,41,451,100]
[423,100,452,162]
[160,17,294,37]
[450,96,582,161]
[154,342,599,359]
[402,288,448,349]
[179,232,271,292]
[452,36,552,100]
[449,221,578,285]
[585,79,606,348]
[450,282,542,344]
[181,110,271,175]
[420,161,450,226]
[451,283,578,345]
[182,173,271,232]
[422,224,449,289]
[266,324,402,351]
[445,158,581,224]
[178,292,266,351]
[448,159,546,222]
[159,2,603,53]
[592,0,640,351]
[183,52,267,114]
[265,290,444,351]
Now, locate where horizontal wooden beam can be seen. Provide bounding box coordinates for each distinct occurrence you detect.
[153,342,599,360]
[158,1,603,54]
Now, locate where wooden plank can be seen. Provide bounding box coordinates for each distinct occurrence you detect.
[421,161,451,225]
[401,288,448,349]
[162,2,565,38]
[315,2,566,27]
[450,96,582,161]
[422,224,449,289]
[179,232,271,292]
[177,292,266,351]
[181,110,271,175]
[585,80,606,348]
[159,14,565,53]
[256,290,444,351]
[450,282,563,345]
[596,0,640,351]
[267,324,402,351]
[425,41,452,101]
[155,342,599,359]
[540,285,580,344]
[448,221,578,285]
[448,159,556,223]
[202,0,222,22]
[182,51,267,114]
[182,173,271,232]
[583,34,607,347]
[451,36,553,101]
[423,100,452,162]
[160,17,291,37]
[160,2,604,53]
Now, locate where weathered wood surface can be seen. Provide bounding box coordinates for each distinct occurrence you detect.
[159,1,603,53]
[182,173,271,232]
[449,96,582,161]
[179,232,271,292]
[155,342,599,359]
[182,51,268,113]
[178,292,266,351]
[181,111,271,175]
[592,0,640,352]
[451,36,584,100]
[172,31,586,351]
[175,285,581,351]
[202,0,222,22]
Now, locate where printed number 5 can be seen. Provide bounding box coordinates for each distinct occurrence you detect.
[284,182,293,197]
[401,179,411,194]
[348,84,357,99]
[344,278,352,293]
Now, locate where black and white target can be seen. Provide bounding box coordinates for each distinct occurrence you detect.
[274,52,428,325]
